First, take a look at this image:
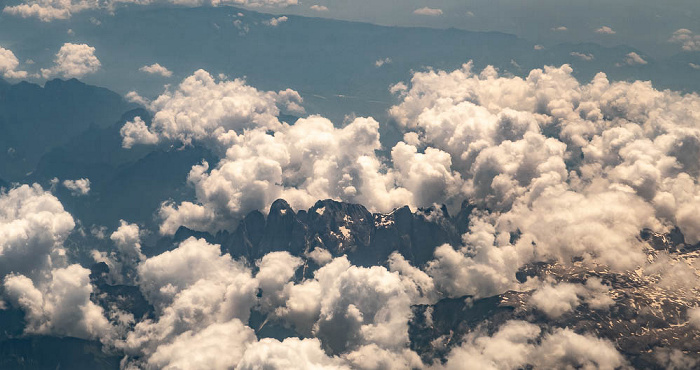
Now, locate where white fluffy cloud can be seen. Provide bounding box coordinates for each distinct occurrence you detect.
[0,184,74,278]
[122,71,473,235]
[63,178,91,196]
[121,69,302,149]
[92,220,145,284]
[146,319,257,370]
[4,264,113,340]
[113,62,700,350]
[3,0,298,21]
[388,62,700,298]
[4,0,81,21]
[530,327,627,369]
[439,320,627,370]
[595,26,616,35]
[0,47,28,79]
[426,219,520,298]
[276,256,421,353]
[263,15,288,27]
[413,7,442,16]
[237,338,348,370]
[0,184,113,341]
[139,63,173,77]
[621,52,648,66]
[309,4,328,12]
[529,278,614,318]
[41,43,101,78]
[688,307,700,328]
[375,57,392,67]
[114,236,430,368]
[118,237,263,363]
[570,51,594,61]
[669,29,700,51]
[119,63,700,300]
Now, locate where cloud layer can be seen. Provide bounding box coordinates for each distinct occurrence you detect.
[4,59,700,368]
[0,47,28,79]
[41,43,101,78]
[118,62,700,305]
[3,0,298,21]
[0,184,113,340]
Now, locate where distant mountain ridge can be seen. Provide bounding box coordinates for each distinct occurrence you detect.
[0,78,136,181]
[1,5,697,125]
[155,198,474,268]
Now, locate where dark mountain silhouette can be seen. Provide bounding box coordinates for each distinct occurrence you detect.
[0,78,136,181]
[151,198,474,268]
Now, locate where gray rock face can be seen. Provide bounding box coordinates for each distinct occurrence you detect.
[209,199,471,267]
[410,233,700,368]
[150,199,700,369]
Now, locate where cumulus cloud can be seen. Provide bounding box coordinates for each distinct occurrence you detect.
[3,0,298,21]
[154,113,461,235]
[309,4,328,12]
[117,237,266,364]
[570,51,595,61]
[439,320,627,370]
[0,184,74,278]
[0,184,113,341]
[120,69,303,149]
[119,62,700,305]
[4,264,113,340]
[123,71,450,235]
[619,51,647,66]
[426,219,520,298]
[113,236,429,368]
[263,15,288,27]
[92,220,145,284]
[237,338,348,369]
[125,91,150,106]
[174,0,298,6]
[139,63,172,77]
[375,57,392,67]
[669,29,700,51]
[688,307,700,328]
[41,43,101,79]
[275,256,422,354]
[3,0,75,21]
[99,230,628,368]
[110,221,144,263]
[654,348,699,370]
[63,178,91,196]
[146,319,256,370]
[413,7,442,16]
[529,278,614,318]
[530,327,627,369]
[0,47,28,79]
[5,16,700,367]
[595,26,616,35]
[387,62,700,298]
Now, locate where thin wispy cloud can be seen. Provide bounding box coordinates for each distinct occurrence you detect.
[595,26,616,34]
[139,63,173,77]
[570,51,595,61]
[310,4,328,12]
[670,29,700,51]
[413,7,443,16]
